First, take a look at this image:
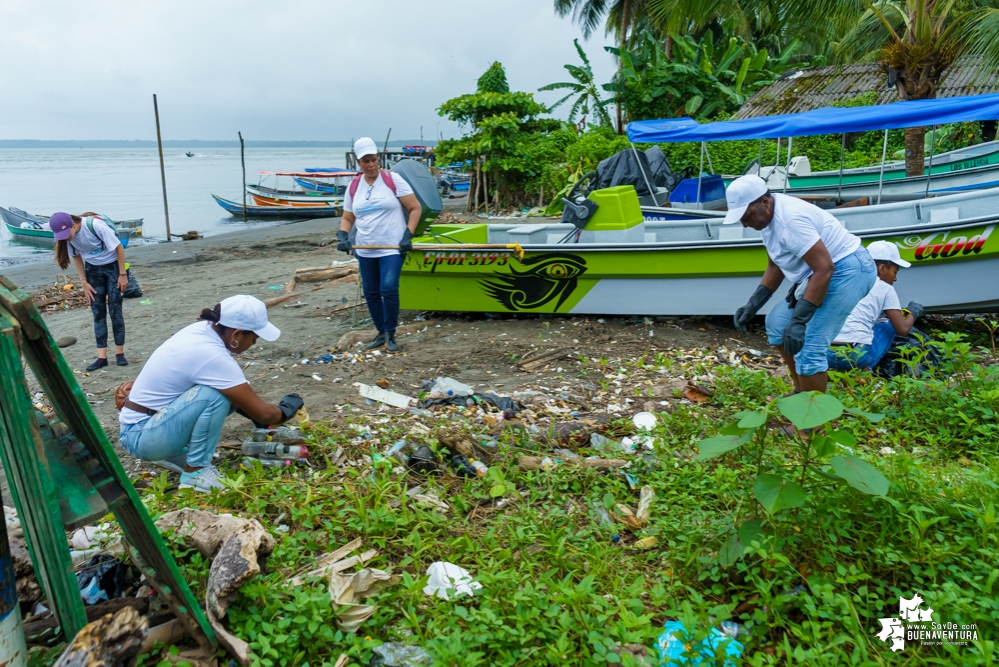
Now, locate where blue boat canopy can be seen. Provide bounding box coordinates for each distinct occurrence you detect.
[626,93,999,143]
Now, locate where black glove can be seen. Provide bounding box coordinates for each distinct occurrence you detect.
[336,230,352,255]
[399,228,414,257]
[782,299,818,356]
[734,285,774,332]
[276,393,304,424]
[785,283,799,309]
[905,301,924,321]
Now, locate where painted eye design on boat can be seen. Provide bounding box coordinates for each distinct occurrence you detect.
[531,257,586,280]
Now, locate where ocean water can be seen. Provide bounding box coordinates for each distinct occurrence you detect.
[0,147,355,265]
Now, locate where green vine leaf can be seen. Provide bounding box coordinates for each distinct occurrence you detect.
[777,391,843,429]
[735,409,767,429]
[831,455,890,496]
[754,475,806,514]
[695,432,751,461]
[844,407,885,423]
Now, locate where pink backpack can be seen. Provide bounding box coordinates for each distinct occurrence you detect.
[348,170,397,199]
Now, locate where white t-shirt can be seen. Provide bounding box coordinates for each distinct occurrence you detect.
[68,216,121,267]
[343,172,413,258]
[119,321,247,425]
[760,194,861,284]
[834,279,901,345]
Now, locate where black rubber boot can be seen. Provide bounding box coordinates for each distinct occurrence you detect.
[365,332,386,350]
[385,331,399,352]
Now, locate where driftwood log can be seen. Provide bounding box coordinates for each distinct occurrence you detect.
[518,348,570,372]
[265,274,357,308]
[53,606,147,667]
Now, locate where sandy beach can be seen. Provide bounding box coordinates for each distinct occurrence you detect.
[2,208,770,475]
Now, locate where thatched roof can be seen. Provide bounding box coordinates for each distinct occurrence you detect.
[735,55,999,119]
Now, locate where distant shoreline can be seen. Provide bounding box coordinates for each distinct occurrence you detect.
[0,140,439,148]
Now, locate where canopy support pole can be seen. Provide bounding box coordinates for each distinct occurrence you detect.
[837,133,845,204]
[770,137,781,187]
[629,142,657,205]
[925,126,936,198]
[696,142,705,207]
[757,139,763,175]
[782,137,792,193]
[876,129,889,205]
[704,142,714,174]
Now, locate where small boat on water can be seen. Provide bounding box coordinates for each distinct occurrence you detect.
[185,152,194,157]
[212,195,342,219]
[1,207,141,246]
[243,171,355,206]
[245,184,342,207]
[400,94,999,316]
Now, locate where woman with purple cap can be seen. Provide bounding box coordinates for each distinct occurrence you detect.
[337,137,422,352]
[118,295,304,493]
[725,174,876,394]
[51,212,129,371]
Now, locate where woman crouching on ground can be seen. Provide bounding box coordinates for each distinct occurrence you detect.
[337,137,422,352]
[51,212,128,371]
[118,295,303,492]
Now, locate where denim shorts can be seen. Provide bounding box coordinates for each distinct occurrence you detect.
[766,246,876,376]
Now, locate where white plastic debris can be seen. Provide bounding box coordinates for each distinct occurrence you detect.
[71,523,112,550]
[427,376,474,399]
[422,562,482,600]
[357,383,414,409]
[633,412,657,431]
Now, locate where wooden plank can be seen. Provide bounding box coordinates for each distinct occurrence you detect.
[0,306,87,636]
[0,275,217,651]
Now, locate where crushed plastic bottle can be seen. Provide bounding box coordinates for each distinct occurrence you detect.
[250,426,305,444]
[468,459,488,476]
[241,441,308,460]
[386,440,410,465]
[427,376,474,399]
[370,642,432,666]
[242,457,291,468]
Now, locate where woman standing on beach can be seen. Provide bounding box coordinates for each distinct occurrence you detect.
[337,137,422,352]
[51,212,129,371]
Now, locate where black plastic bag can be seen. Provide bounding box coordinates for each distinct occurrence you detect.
[123,268,143,299]
[76,554,129,603]
[874,327,941,378]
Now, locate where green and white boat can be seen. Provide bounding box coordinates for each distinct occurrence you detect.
[399,94,999,316]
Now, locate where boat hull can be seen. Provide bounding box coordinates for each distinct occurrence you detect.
[212,194,341,218]
[399,219,999,315]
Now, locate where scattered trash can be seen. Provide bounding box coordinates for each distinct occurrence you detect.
[242,457,292,468]
[268,285,284,290]
[590,432,633,455]
[250,427,306,443]
[331,567,401,633]
[139,299,152,305]
[427,376,474,399]
[371,642,432,667]
[633,536,658,550]
[411,489,450,513]
[422,562,482,600]
[636,486,655,523]
[656,621,743,666]
[386,440,410,465]
[71,523,112,550]
[76,554,129,604]
[683,383,714,403]
[358,383,414,409]
[408,446,440,475]
[518,455,628,471]
[591,501,614,526]
[633,412,657,431]
[612,504,643,531]
[241,441,308,460]
[449,454,477,477]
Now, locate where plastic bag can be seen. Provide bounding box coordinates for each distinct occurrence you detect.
[371,642,432,667]
[76,554,129,604]
[422,562,482,600]
[427,377,474,399]
[123,268,143,299]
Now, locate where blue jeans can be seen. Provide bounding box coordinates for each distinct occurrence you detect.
[766,247,876,376]
[119,385,232,468]
[357,254,403,333]
[827,321,896,370]
[85,261,125,348]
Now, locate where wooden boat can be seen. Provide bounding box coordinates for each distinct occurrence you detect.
[1,207,139,246]
[294,177,348,195]
[245,171,354,206]
[212,195,341,219]
[245,185,341,207]
[399,95,999,316]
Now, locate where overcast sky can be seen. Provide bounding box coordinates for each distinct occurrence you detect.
[0,0,618,141]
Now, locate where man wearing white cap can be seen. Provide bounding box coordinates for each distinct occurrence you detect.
[727,175,876,393]
[827,240,923,371]
[118,295,304,492]
[337,137,422,352]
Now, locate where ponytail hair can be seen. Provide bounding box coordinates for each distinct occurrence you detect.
[199,303,233,333]
[55,240,70,270]
[53,214,83,270]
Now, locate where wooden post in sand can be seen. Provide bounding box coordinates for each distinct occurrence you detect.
[238,131,247,217]
[152,94,172,242]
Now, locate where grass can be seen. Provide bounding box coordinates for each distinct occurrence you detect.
[122,325,999,666]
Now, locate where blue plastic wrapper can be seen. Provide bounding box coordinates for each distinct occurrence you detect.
[656,621,743,666]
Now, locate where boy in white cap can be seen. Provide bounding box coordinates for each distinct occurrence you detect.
[727,174,876,393]
[827,240,923,371]
[118,295,304,492]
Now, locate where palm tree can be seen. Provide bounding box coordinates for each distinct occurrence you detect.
[554,0,646,131]
[540,39,614,127]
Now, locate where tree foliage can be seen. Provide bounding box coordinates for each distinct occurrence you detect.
[539,39,614,127]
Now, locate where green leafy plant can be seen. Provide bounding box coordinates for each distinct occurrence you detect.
[540,39,613,127]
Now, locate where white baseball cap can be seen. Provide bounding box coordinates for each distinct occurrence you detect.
[219,295,281,341]
[723,174,769,224]
[866,240,911,268]
[354,137,378,159]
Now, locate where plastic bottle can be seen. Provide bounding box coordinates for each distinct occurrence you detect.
[468,459,488,476]
[242,457,291,468]
[250,426,305,444]
[428,377,474,399]
[385,440,410,465]
[241,441,308,459]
